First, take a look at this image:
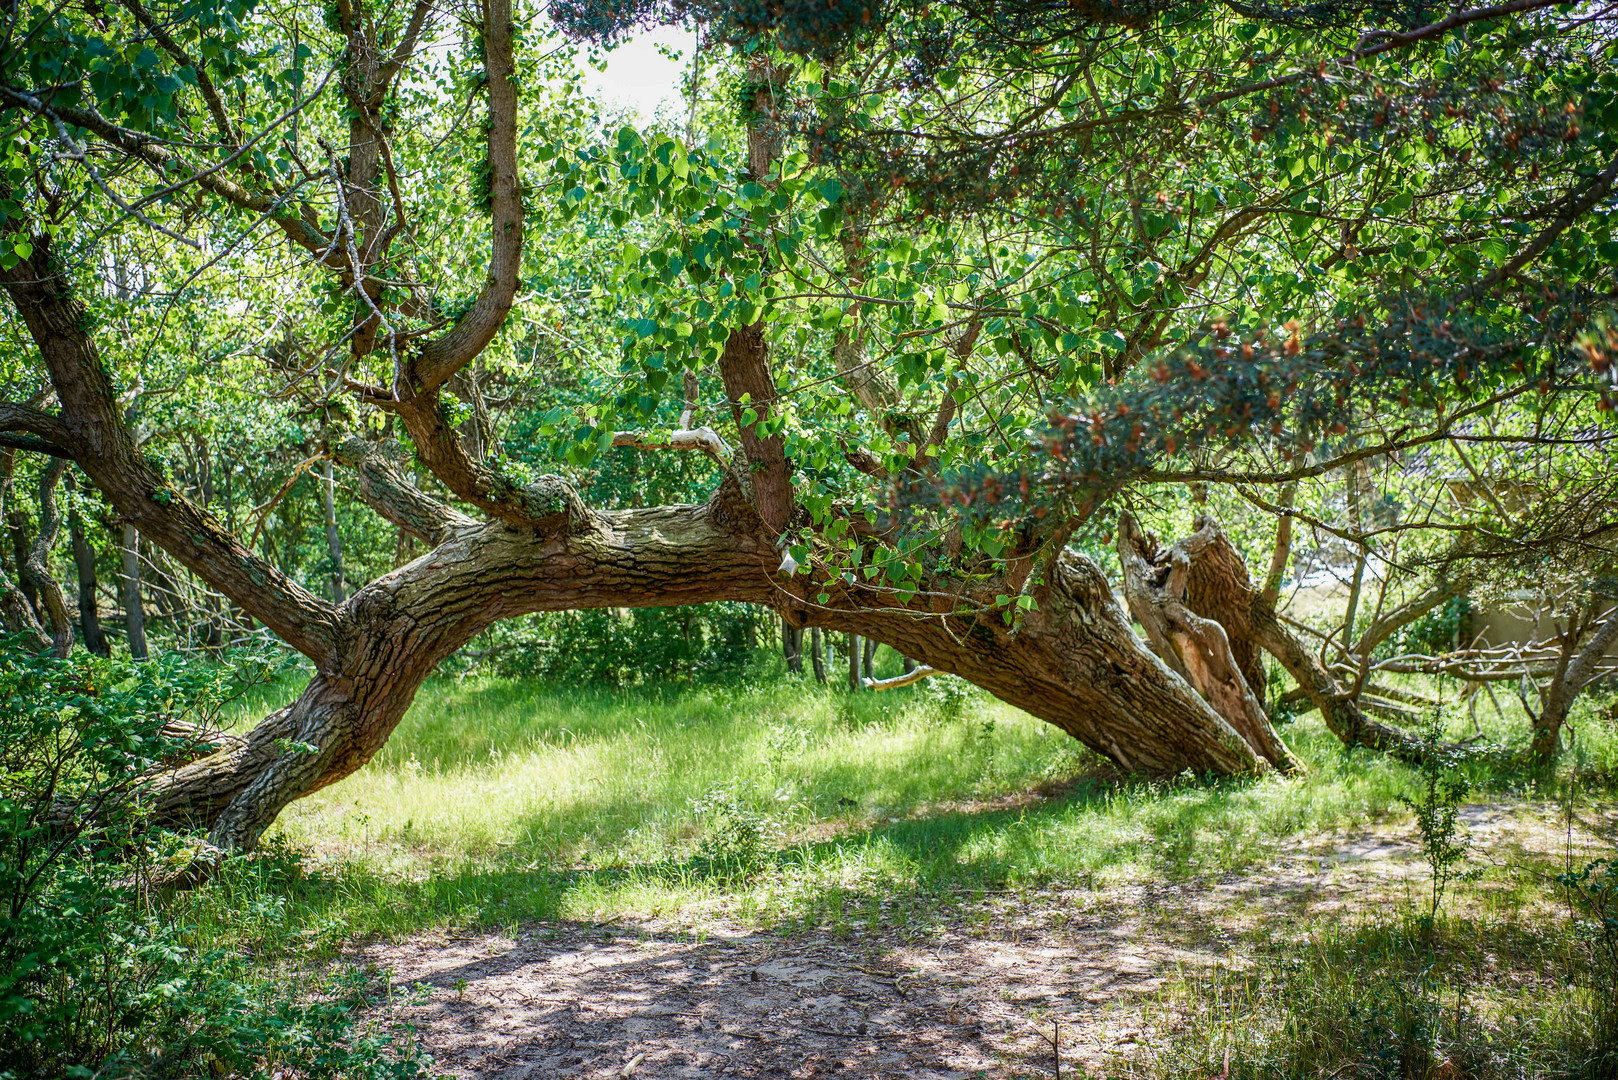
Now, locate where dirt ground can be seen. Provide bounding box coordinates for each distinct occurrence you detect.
[353,802,1614,1079]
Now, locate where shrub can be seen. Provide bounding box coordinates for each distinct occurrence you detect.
[0,640,432,1079]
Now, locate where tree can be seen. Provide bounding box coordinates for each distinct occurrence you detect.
[0,0,1613,851]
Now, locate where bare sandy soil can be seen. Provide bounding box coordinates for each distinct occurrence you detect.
[352,802,1613,1079]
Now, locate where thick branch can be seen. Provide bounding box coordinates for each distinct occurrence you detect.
[1175,514,1441,762]
[718,323,794,533]
[612,427,731,463]
[1561,605,1618,700]
[386,392,588,528]
[330,436,474,546]
[865,665,936,690]
[1,240,343,666]
[407,0,522,394]
[1117,512,1296,769]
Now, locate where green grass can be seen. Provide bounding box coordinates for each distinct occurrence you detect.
[1124,908,1617,1080]
[193,664,1618,951]
[178,667,1618,1077]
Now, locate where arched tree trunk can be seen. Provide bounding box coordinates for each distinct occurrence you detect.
[1,46,1304,855]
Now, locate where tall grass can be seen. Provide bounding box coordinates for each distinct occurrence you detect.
[186,667,1618,1077]
[197,665,1618,947]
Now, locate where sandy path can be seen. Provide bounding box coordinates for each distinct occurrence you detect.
[352,800,1614,1078]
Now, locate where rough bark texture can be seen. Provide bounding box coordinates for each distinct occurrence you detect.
[1117,513,1295,770]
[0,567,49,650]
[19,457,73,657]
[718,323,793,534]
[1170,513,1433,760]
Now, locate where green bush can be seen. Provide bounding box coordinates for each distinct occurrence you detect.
[0,641,433,1079]
[460,602,771,684]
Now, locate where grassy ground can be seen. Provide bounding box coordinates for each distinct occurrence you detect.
[174,660,1618,1077]
[200,657,1618,952]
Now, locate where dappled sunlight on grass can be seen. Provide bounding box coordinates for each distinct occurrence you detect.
[230,671,1618,944]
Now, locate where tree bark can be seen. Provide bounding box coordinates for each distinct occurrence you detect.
[811,626,827,683]
[18,457,73,657]
[1117,512,1296,770]
[1529,604,1618,762]
[862,635,876,681]
[0,567,49,650]
[1169,513,1438,761]
[846,633,861,692]
[121,523,148,661]
[781,616,803,674]
[67,473,109,656]
[322,458,346,604]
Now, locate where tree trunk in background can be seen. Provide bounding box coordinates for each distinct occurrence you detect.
[0,568,49,650]
[847,633,861,692]
[811,626,827,683]
[862,636,875,680]
[781,617,803,673]
[8,515,36,618]
[322,458,346,604]
[195,437,223,649]
[18,458,74,658]
[142,540,191,641]
[67,474,109,656]
[121,523,148,660]
[394,527,417,568]
[902,655,917,674]
[1529,605,1618,762]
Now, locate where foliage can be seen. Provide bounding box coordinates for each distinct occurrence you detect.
[1383,595,1471,660]
[458,602,770,684]
[1397,712,1482,933]
[0,640,431,1079]
[689,783,774,880]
